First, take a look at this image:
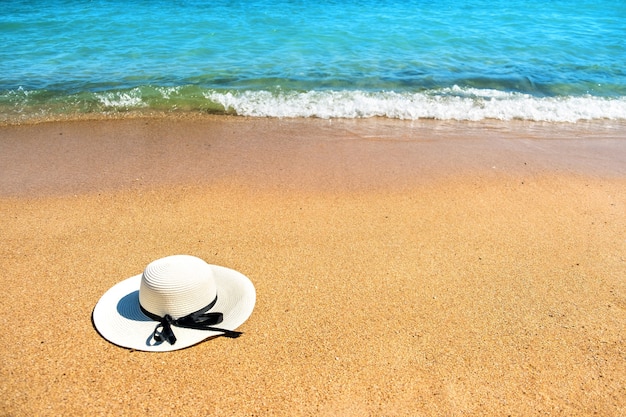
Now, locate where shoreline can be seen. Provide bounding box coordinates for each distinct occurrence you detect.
[2,116,625,198]
[1,116,625,416]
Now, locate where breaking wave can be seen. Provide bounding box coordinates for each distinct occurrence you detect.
[2,85,626,123]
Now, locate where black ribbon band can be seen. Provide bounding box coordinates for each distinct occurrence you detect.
[140,296,242,345]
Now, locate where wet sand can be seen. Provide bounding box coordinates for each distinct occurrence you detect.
[1,116,625,416]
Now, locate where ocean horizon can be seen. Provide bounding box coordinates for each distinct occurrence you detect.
[2,0,625,123]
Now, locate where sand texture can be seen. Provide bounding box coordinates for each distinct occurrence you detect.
[1,117,625,416]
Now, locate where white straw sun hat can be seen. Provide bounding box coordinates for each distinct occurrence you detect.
[93,255,256,352]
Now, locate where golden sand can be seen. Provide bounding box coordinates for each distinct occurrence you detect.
[1,116,625,416]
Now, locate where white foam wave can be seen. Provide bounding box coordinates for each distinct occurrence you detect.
[94,88,147,109]
[154,86,182,99]
[205,87,626,122]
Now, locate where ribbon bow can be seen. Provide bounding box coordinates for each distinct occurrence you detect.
[141,300,242,345]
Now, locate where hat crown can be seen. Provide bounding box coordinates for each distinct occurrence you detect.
[138,255,217,319]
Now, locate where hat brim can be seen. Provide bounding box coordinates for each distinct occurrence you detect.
[92,265,256,352]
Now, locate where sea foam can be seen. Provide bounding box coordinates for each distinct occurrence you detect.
[204,88,626,122]
[3,85,625,123]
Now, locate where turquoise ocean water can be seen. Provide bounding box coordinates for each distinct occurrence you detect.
[1,0,625,122]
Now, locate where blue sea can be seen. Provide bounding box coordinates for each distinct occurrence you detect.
[1,0,626,123]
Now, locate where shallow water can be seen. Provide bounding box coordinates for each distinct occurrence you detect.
[1,0,626,121]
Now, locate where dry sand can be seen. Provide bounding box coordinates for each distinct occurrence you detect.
[1,116,625,416]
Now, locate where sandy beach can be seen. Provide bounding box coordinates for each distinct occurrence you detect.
[1,116,625,416]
